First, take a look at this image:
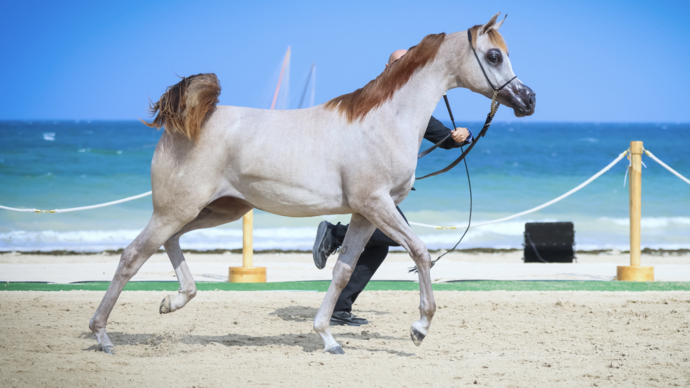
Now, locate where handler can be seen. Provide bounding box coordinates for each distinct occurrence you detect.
[312,49,472,326]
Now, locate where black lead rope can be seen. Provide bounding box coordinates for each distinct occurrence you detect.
[409,28,518,273]
[409,96,473,273]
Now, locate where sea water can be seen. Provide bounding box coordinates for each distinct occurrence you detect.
[0,120,688,252]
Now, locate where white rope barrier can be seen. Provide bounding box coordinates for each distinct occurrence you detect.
[409,149,630,230]
[0,205,40,213]
[645,150,690,185]
[0,191,152,213]
[0,148,686,218]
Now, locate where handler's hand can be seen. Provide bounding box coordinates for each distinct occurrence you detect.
[451,127,470,143]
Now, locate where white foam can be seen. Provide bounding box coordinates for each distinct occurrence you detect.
[1,216,689,252]
[598,217,690,228]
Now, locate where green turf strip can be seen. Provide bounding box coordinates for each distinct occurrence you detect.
[2,281,690,292]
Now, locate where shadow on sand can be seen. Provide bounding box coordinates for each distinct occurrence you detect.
[79,305,414,356]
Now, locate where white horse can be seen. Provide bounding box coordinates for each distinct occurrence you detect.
[89,12,535,355]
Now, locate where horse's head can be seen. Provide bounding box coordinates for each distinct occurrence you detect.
[463,13,536,117]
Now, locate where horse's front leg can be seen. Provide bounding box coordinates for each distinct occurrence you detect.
[313,213,375,354]
[359,195,436,347]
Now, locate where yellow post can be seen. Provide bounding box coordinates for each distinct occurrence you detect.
[617,141,654,281]
[229,47,291,283]
[243,210,254,268]
[229,210,267,282]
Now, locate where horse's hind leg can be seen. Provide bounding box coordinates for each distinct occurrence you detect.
[313,213,376,354]
[159,236,196,314]
[160,204,251,314]
[88,212,197,354]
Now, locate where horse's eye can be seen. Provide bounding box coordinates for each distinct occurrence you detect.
[486,49,502,65]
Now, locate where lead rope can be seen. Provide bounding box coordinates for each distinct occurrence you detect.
[409,94,476,273]
[410,27,515,272]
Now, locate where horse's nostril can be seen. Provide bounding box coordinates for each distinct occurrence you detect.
[528,93,536,107]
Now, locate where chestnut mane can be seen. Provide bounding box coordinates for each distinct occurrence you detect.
[325,33,446,123]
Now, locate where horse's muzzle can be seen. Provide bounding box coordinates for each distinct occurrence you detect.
[499,82,536,117]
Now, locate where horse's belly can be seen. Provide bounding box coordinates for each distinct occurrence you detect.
[240,180,349,217]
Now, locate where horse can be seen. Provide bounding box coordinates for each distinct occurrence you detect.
[89,12,535,355]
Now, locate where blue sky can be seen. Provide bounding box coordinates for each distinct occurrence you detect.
[2,0,689,122]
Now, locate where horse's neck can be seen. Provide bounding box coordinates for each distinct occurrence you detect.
[379,33,471,146]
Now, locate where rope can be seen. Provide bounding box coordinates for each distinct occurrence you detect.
[0,191,152,214]
[645,150,690,185]
[409,149,630,230]
[0,205,40,213]
[2,148,686,217]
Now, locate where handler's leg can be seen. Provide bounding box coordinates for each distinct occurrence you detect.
[313,213,375,354]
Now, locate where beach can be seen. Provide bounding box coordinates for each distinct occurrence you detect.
[2,250,690,283]
[1,289,689,387]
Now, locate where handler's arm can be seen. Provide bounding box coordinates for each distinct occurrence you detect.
[424,116,472,150]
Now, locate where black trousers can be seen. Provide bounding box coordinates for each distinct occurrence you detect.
[331,206,408,312]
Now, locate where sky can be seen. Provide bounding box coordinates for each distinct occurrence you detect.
[2,0,689,123]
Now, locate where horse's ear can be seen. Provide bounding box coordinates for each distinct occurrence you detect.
[494,14,508,31]
[482,12,501,34]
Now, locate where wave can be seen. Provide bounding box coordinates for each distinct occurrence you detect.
[2,219,689,252]
[0,227,319,252]
[598,217,690,228]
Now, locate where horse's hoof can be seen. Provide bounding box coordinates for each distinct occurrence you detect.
[410,326,426,347]
[325,345,345,355]
[98,344,115,355]
[159,295,172,314]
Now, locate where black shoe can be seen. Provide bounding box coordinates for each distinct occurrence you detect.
[330,311,369,326]
[312,221,340,269]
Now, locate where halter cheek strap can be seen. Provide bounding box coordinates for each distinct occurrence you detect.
[467,29,517,93]
[415,28,518,180]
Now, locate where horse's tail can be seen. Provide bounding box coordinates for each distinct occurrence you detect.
[140,73,221,141]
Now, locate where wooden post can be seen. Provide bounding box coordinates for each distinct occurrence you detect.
[229,47,291,283]
[243,210,254,268]
[229,206,266,282]
[617,141,654,281]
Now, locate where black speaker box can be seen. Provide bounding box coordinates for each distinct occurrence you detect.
[523,222,575,263]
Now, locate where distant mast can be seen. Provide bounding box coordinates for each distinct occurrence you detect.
[299,63,316,109]
[270,46,291,110]
[237,45,291,283]
[309,64,316,107]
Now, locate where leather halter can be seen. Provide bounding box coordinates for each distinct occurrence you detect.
[415,28,517,180]
[409,27,521,273]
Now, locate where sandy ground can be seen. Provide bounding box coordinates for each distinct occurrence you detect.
[0,290,689,387]
[2,251,690,283]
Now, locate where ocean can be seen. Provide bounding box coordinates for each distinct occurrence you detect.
[1,120,688,252]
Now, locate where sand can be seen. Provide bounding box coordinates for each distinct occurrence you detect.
[1,290,689,387]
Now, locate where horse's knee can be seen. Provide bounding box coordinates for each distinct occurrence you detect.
[331,261,354,289]
[114,247,144,279]
[409,242,430,264]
